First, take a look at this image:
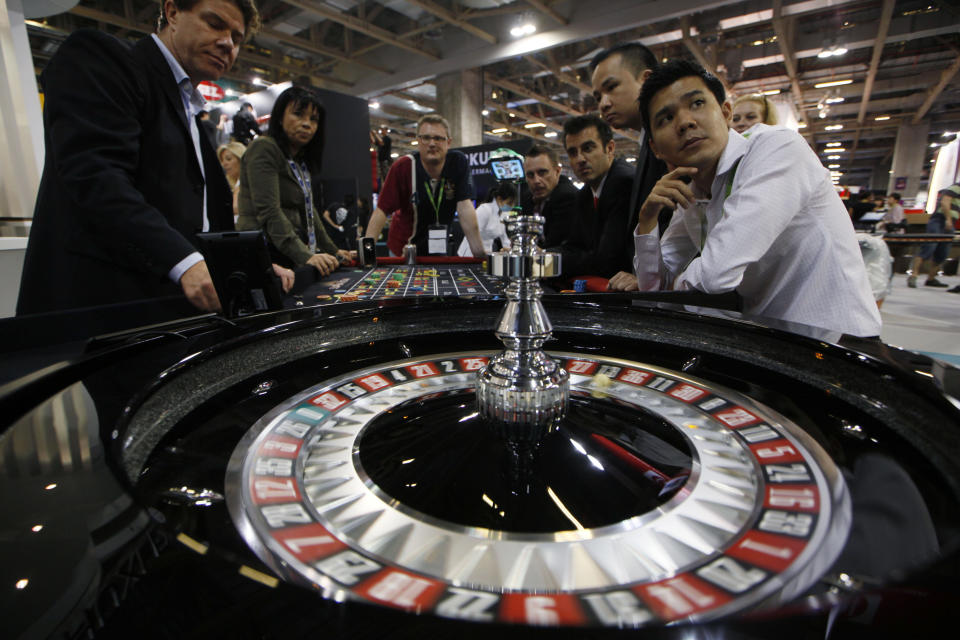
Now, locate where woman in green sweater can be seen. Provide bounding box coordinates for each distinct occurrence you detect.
[237,87,350,275]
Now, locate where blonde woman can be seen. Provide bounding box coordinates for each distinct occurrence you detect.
[730,94,778,135]
[217,141,246,220]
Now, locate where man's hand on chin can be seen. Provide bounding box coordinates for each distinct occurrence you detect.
[607,271,639,291]
[180,260,221,312]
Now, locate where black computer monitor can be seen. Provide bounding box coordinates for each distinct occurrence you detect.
[197,231,283,318]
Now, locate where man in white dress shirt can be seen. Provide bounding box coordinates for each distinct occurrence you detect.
[630,60,880,337]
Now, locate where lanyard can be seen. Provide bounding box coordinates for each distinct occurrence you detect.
[697,158,742,249]
[288,159,317,254]
[423,178,445,225]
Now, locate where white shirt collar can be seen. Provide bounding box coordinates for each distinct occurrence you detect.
[591,171,609,199]
[151,34,206,117]
[697,128,748,201]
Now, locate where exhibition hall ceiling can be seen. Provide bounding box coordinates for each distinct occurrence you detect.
[23,0,960,186]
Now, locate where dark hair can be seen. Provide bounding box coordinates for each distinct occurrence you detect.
[492,181,518,202]
[590,42,659,76]
[562,114,613,148]
[242,102,253,110]
[639,60,726,132]
[525,143,560,166]
[889,192,901,201]
[158,0,261,41]
[268,86,326,172]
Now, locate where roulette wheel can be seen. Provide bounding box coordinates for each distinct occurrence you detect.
[1,216,958,639]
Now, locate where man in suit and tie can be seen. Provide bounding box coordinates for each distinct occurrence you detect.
[520,144,579,249]
[560,114,635,279]
[589,43,669,291]
[17,0,261,316]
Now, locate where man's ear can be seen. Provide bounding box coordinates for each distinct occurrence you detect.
[648,137,662,160]
[720,99,733,122]
[163,0,179,27]
[639,68,653,83]
[605,139,616,158]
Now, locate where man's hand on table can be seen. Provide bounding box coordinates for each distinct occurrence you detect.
[607,271,639,291]
[307,253,340,276]
[271,264,295,292]
[180,260,221,312]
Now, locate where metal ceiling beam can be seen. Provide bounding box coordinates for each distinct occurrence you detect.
[261,28,390,73]
[486,73,581,117]
[405,0,498,44]
[913,53,960,124]
[390,90,437,111]
[381,103,427,122]
[485,73,640,143]
[282,0,441,61]
[483,101,562,132]
[350,20,443,58]
[240,49,353,89]
[525,0,568,26]
[525,52,592,94]
[851,0,895,159]
[679,16,719,79]
[856,0,895,127]
[771,1,812,142]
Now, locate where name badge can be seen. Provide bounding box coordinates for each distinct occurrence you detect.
[428,224,448,255]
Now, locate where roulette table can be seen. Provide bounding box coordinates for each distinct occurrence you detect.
[2,224,959,639]
[290,257,502,305]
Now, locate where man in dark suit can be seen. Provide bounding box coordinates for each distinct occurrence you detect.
[520,144,579,249]
[589,42,669,291]
[17,0,261,316]
[560,115,635,278]
[232,102,261,145]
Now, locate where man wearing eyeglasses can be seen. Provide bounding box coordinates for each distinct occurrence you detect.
[364,114,485,258]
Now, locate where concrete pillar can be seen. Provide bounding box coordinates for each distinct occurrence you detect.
[0,0,44,220]
[870,159,891,193]
[435,68,483,147]
[887,122,929,201]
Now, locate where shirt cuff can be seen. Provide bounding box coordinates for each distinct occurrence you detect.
[632,230,661,291]
[169,252,205,284]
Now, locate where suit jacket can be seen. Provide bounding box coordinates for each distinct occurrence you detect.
[236,135,339,268]
[561,158,636,278]
[17,31,234,315]
[520,175,579,249]
[631,138,672,236]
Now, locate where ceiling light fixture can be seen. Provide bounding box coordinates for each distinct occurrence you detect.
[817,43,848,59]
[524,122,547,129]
[826,142,842,147]
[825,124,843,131]
[874,115,890,121]
[491,127,509,134]
[814,79,853,88]
[510,20,536,38]
[762,89,781,96]
[369,101,380,110]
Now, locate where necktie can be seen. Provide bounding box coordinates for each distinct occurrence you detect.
[593,195,599,211]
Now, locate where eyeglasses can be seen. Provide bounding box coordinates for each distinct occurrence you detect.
[417,134,449,143]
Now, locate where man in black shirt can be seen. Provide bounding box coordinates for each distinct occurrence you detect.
[590,42,669,290]
[560,115,634,278]
[233,102,260,145]
[521,144,579,249]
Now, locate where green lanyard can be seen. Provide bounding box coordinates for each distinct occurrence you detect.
[423,178,445,225]
[698,158,741,249]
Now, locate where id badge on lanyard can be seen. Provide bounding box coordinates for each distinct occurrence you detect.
[424,178,448,255]
[288,159,317,253]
